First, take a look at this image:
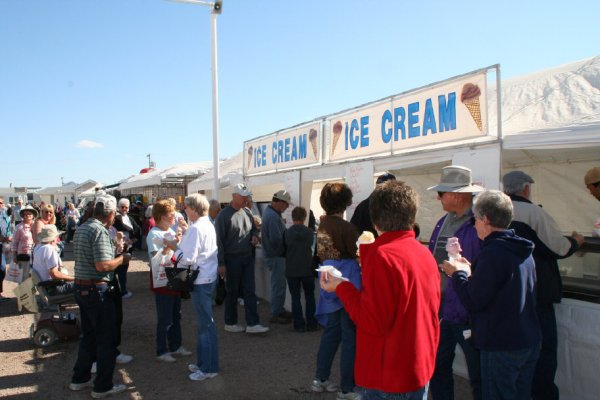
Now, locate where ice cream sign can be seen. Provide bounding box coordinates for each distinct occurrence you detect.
[328,73,488,162]
[245,122,321,174]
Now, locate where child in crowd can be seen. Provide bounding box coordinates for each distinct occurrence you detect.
[284,207,318,332]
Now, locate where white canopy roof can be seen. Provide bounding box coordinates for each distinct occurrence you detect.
[119,162,212,190]
[187,152,244,193]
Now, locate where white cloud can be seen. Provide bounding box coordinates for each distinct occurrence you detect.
[77,140,104,149]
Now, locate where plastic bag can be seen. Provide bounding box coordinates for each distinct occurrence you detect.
[150,250,173,288]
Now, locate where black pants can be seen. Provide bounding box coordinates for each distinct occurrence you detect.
[532,303,559,400]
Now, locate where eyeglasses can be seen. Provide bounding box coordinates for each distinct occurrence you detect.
[437,191,447,198]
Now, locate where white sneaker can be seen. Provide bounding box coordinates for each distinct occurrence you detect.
[188,363,200,373]
[69,379,93,391]
[245,324,269,334]
[157,353,176,362]
[224,324,245,333]
[336,391,362,400]
[91,384,127,398]
[310,379,338,393]
[172,346,192,356]
[116,353,133,364]
[91,362,97,374]
[189,370,219,381]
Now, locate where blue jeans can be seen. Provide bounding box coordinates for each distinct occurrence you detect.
[71,284,118,393]
[154,293,182,356]
[224,254,259,326]
[315,308,356,393]
[264,257,287,316]
[358,384,428,400]
[532,304,558,400]
[480,345,540,400]
[430,320,482,400]
[287,276,317,330]
[191,281,219,373]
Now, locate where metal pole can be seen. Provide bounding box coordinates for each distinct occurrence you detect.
[210,11,220,199]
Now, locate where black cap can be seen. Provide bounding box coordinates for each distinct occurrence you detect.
[376,172,396,185]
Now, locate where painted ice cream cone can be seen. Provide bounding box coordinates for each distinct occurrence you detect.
[461,83,483,131]
[247,146,253,169]
[331,121,343,156]
[309,128,318,159]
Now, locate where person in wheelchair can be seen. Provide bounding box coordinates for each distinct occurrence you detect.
[32,225,74,295]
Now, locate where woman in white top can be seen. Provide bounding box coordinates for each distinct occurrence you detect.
[170,193,219,382]
[146,200,191,362]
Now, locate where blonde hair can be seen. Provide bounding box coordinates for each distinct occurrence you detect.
[39,204,56,225]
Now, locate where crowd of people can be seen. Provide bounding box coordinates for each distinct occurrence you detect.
[0,164,598,399]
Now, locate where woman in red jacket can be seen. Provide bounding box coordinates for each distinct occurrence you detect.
[321,181,440,399]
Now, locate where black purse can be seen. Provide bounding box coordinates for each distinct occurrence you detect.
[165,254,199,293]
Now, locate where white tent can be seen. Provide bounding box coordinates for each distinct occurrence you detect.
[119,162,212,191]
[187,153,244,201]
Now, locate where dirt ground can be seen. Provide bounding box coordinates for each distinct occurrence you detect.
[0,245,472,400]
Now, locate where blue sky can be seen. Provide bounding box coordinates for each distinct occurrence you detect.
[1,0,597,188]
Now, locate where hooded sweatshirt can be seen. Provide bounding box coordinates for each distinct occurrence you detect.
[451,229,541,351]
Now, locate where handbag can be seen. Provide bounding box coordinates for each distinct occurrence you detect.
[13,277,39,313]
[150,250,173,289]
[165,254,199,293]
[16,253,30,262]
[6,262,24,283]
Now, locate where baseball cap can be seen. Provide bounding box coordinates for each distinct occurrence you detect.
[502,171,535,188]
[273,190,291,203]
[95,193,117,212]
[584,167,600,185]
[232,183,252,197]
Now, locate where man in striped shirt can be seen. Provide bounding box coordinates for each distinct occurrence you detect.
[69,193,131,399]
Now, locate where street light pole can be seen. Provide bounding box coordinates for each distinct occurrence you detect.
[168,0,222,199]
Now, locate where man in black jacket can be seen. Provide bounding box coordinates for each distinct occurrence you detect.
[350,172,395,237]
[502,171,584,400]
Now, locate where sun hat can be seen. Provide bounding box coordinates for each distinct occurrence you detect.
[273,190,291,203]
[37,224,62,243]
[427,165,484,193]
[584,167,600,185]
[19,204,39,218]
[232,183,252,197]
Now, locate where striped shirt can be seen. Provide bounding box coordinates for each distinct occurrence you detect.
[73,218,115,281]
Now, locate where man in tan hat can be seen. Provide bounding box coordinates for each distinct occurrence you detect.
[261,189,292,324]
[502,170,584,400]
[32,225,74,294]
[584,167,600,201]
[427,165,483,400]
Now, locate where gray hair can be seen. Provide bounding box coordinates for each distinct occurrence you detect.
[118,198,130,208]
[472,190,513,229]
[184,193,209,216]
[208,199,221,212]
[503,180,530,196]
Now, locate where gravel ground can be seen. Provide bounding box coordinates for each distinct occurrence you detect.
[0,244,472,399]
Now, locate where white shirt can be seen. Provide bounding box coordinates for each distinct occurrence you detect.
[174,216,218,285]
[32,243,63,281]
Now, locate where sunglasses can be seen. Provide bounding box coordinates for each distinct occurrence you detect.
[437,191,447,198]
